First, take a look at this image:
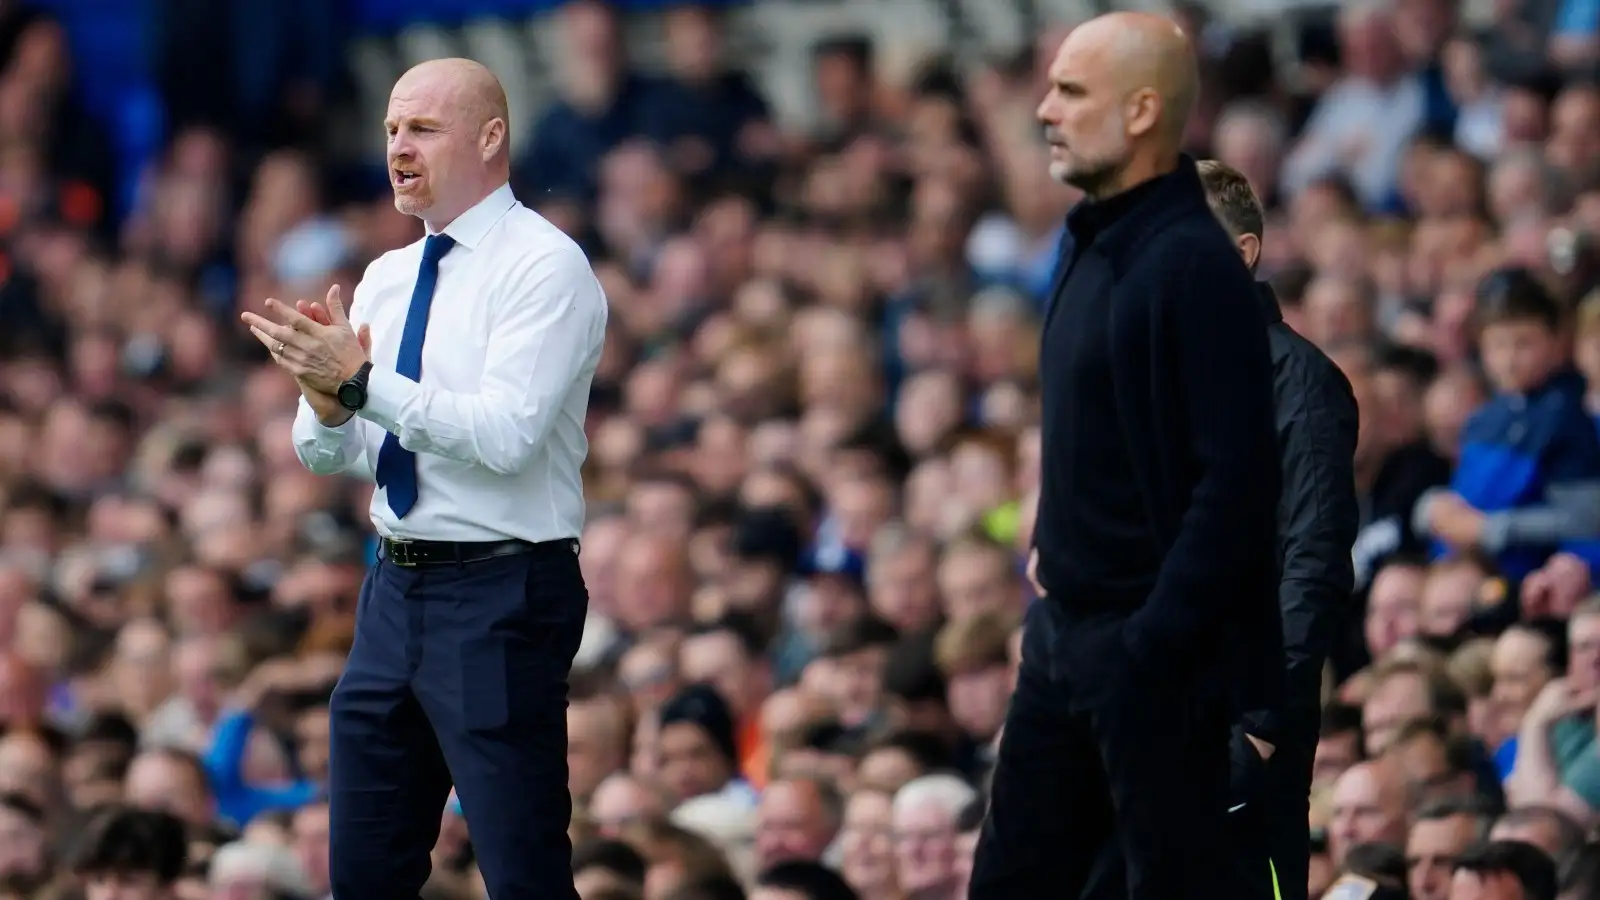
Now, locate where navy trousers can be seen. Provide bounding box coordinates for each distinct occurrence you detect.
[328,541,587,900]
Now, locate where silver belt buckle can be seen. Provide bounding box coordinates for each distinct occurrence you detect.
[387,538,416,567]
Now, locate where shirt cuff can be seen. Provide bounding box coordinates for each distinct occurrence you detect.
[360,366,416,434]
[305,413,353,441]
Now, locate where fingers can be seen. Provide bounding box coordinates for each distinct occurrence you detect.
[248,325,300,364]
[246,325,312,379]
[357,323,372,353]
[247,326,277,356]
[264,297,319,333]
[296,299,333,326]
[241,313,295,345]
[325,283,349,325]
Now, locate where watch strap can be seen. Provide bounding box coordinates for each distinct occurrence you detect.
[338,362,373,410]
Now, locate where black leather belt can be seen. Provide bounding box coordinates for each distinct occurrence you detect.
[379,537,534,568]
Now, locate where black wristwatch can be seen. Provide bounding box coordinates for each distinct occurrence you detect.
[336,362,373,411]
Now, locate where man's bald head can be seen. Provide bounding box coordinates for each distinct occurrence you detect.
[396,58,510,131]
[385,58,512,226]
[1089,13,1197,133]
[1330,760,1413,864]
[1036,12,1199,197]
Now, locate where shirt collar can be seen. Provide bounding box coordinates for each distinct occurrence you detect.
[429,183,516,251]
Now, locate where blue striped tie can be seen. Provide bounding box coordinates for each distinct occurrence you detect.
[374,233,455,518]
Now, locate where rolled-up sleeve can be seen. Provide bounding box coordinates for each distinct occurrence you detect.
[359,244,606,476]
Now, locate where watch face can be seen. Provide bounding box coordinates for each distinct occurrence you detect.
[337,382,364,410]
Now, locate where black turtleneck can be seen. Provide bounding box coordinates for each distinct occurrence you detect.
[1034,177,1171,601]
[1032,157,1281,695]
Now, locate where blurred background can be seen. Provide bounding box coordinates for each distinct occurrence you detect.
[0,0,1596,898]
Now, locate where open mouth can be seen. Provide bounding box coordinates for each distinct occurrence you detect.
[393,169,423,186]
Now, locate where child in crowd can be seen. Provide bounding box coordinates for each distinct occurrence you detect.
[1416,268,1600,581]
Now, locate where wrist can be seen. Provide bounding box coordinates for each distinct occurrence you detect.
[339,356,368,383]
[317,409,354,428]
[336,361,374,413]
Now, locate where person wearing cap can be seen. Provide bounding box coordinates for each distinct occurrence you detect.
[771,544,869,687]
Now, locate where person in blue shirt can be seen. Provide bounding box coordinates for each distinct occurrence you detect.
[1416,268,1600,582]
[202,659,329,826]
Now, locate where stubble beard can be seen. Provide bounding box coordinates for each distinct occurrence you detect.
[394,192,431,217]
[1061,154,1128,201]
[1058,115,1132,200]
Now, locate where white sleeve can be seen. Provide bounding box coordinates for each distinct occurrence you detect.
[291,400,374,480]
[290,264,381,481]
[358,245,606,475]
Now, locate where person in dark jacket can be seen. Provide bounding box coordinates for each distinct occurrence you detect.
[1197,159,1362,900]
[1346,351,1455,598]
[969,15,1283,900]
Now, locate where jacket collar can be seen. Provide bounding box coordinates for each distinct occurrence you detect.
[1064,155,1212,261]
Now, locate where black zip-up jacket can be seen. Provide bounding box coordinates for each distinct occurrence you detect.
[1034,156,1283,719]
[1240,282,1360,748]
[1231,282,1360,900]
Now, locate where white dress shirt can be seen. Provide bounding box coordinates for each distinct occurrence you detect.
[291,183,607,543]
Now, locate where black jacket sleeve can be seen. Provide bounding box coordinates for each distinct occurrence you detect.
[1123,245,1282,676]
[1240,335,1360,744]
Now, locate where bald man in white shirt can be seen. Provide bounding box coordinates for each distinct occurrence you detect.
[242,58,605,899]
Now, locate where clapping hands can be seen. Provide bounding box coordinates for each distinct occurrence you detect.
[241,284,371,395]
[242,285,372,426]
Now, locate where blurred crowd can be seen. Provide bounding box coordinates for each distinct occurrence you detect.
[0,0,1596,899]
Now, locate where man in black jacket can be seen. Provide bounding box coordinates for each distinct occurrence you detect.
[1197,159,1362,900]
[969,14,1284,900]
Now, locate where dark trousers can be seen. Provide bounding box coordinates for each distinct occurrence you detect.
[1082,725,1311,900]
[328,543,587,900]
[1246,736,1314,900]
[969,598,1232,900]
